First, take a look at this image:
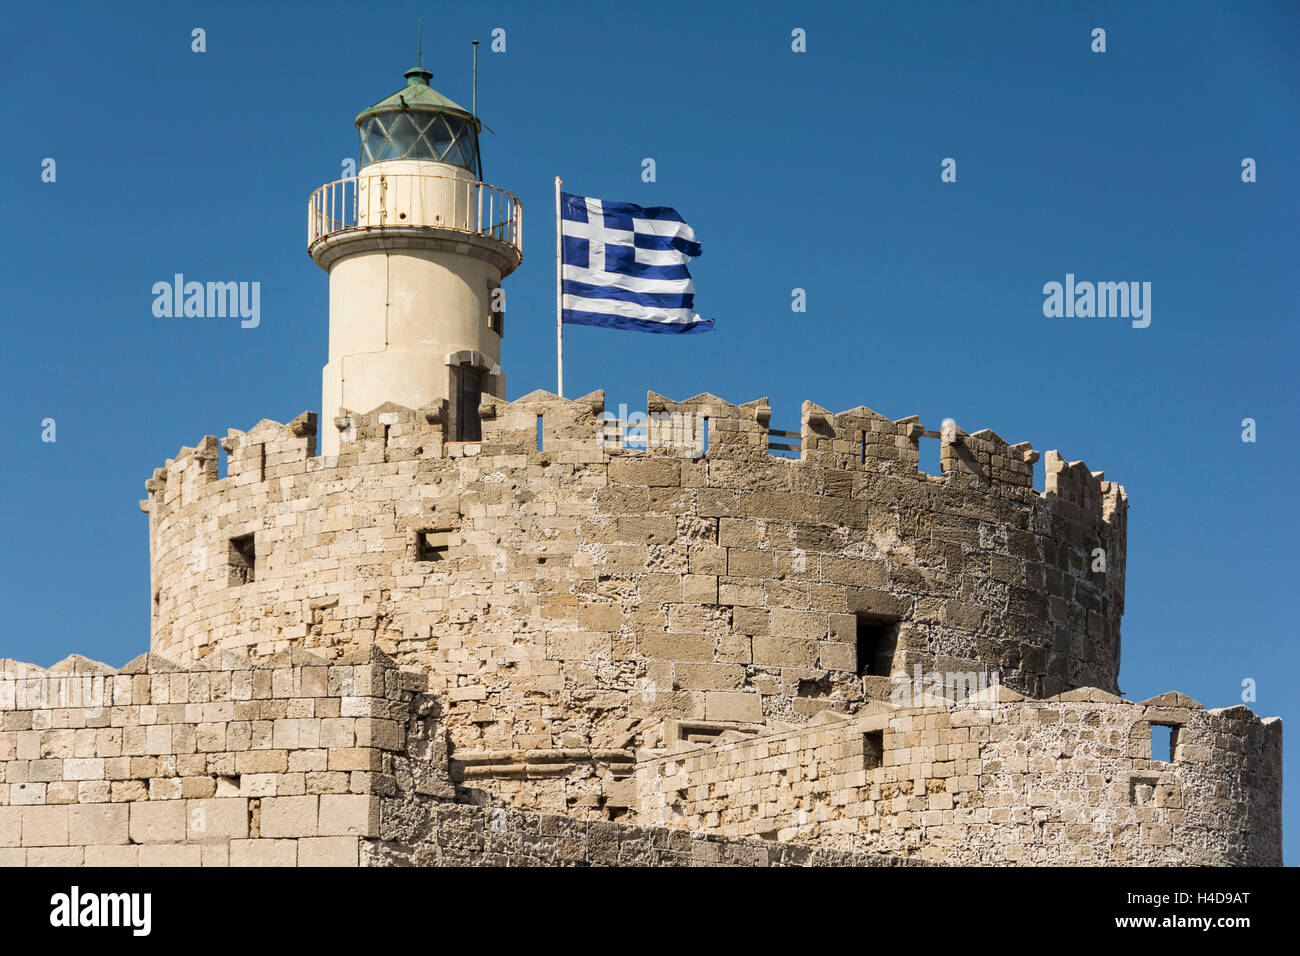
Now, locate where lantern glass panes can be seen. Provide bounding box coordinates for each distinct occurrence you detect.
[385,113,420,156]
[358,111,479,173]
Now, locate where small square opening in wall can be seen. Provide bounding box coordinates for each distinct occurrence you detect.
[416,530,450,563]
[681,725,725,747]
[228,535,255,586]
[1151,723,1179,762]
[855,615,899,677]
[863,730,884,770]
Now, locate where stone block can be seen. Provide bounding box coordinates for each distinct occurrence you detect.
[129,800,186,844]
[260,795,319,838]
[318,794,379,837]
[21,806,69,847]
[298,836,359,867]
[188,798,249,843]
[138,843,203,866]
[68,804,128,846]
[230,839,297,867]
[705,692,763,723]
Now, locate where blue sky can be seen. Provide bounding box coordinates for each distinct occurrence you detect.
[2,1,1296,859]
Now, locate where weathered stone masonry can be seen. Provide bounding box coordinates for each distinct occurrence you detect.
[141,390,1130,818]
[636,689,1281,865]
[0,648,926,867]
[0,648,1277,866]
[0,387,1269,865]
[0,649,424,866]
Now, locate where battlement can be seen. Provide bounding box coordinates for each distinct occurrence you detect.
[142,391,1126,517]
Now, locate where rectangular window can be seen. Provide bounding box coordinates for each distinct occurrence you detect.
[416,530,450,563]
[863,730,884,770]
[1150,723,1178,762]
[855,615,899,677]
[228,534,256,586]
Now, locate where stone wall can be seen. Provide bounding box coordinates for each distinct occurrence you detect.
[143,390,1127,815]
[0,649,922,868]
[0,650,1280,866]
[0,649,447,866]
[635,688,1282,865]
[364,800,925,867]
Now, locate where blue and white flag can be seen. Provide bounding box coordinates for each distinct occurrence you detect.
[560,192,713,334]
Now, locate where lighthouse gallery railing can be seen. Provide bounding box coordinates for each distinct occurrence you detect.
[308,173,522,254]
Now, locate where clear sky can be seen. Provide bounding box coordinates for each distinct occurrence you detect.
[2,1,1296,860]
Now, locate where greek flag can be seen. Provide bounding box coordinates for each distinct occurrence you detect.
[560,192,713,334]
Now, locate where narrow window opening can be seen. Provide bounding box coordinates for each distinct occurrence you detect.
[683,727,725,746]
[919,435,941,476]
[416,530,450,563]
[1150,723,1178,762]
[855,615,899,677]
[228,534,256,586]
[673,720,754,748]
[454,366,483,442]
[863,730,884,770]
[859,430,866,464]
[536,414,544,452]
[701,416,709,455]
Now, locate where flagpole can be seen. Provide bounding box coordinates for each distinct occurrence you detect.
[554,176,564,398]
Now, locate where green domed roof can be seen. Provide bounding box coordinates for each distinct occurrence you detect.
[353,66,483,173]
[355,66,477,129]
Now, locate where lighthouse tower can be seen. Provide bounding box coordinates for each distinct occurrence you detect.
[308,65,522,455]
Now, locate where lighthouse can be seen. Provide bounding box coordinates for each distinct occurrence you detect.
[308,65,522,456]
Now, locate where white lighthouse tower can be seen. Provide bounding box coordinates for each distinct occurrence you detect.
[308,64,522,455]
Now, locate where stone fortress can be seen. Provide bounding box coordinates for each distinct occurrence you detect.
[0,66,1281,867]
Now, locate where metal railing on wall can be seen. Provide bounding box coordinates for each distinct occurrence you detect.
[768,428,801,457]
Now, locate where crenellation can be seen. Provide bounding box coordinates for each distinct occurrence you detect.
[647,392,772,461]
[941,424,1039,489]
[1043,449,1113,517]
[800,401,921,474]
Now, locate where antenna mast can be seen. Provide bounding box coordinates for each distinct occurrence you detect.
[473,41,483,181]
